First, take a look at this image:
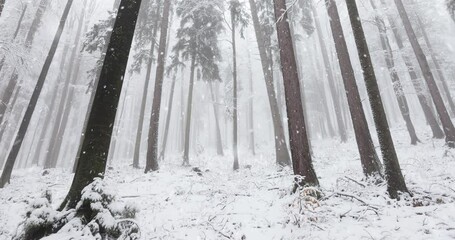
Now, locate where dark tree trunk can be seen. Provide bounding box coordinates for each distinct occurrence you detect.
[59,0,141,210]
[311,2,347,142]
[380,1,444,139]
[209,82,224,156]
[346,0,408,198]
[231,5,239,171]
[416,16,455,117]
[370,0,420,145]
[248,0,291,166]
[325,0,382,176]
[394,0,455,147]
[133,0,162,168]
[183,53,196,166]
[145,0,171,173]
[0,0,5,17]
[273,0,319,186]
[0,0,74,188]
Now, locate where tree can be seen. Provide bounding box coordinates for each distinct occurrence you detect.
[370,0,420,145]
[379,0,444,139]
[273,0,318,186]
[394,0,455,147]
[145,0,172,173]
[346,0,409,198]
[0,0,74,188]
[0,0,4,17]
[173,0,224,165]
[229,0,249,170]
[324,0,382,176]
[248,0,291,166]
[59,0,142,210]
[448,0,455,22]
[132,0,163,169]
[311,1,348,143]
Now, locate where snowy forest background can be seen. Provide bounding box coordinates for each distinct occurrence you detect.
[0,0,455,239]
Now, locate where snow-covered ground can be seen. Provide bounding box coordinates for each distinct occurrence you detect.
[1,126,455,239]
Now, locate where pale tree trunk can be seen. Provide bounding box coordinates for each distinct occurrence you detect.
[159,75,177,160]
[380,0,444,138]
[0,0,74,188]
[394,0,455,147]
[183,53,196,165]
[60,0,141,210]
[416,16,455,117]
[32,40,71,166]
[249,0,291,166]
[311,1,347,142]
[346,0,408,198]
[231,6,239,170]
[45,6,86,169]
[325,0,382,176]
[133,0,162,168]
[145,0,171,173]
[273,0,319,186]
[209,82,224,156]
[370,0,420,145]
[247,49,255,155]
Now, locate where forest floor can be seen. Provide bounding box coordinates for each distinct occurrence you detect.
[1,126,455,239]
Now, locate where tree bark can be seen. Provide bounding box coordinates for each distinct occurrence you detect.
[133,0,162,168]
[145,0,171,173]
[0,0,74,188]
[0,0,5,17]
[60,0,141,210]
[273,0,319,186]
[346,0,408,198]
[248,0,291,166]
[394,0,455,147]
[325,0,382,176]
[247,49,255,155]
[159,75,177,160]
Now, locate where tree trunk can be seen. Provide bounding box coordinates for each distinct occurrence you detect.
[60,0,141,210]
[133,0,162,168]
[346,0,408,198]
[0,0,5,17]
[231,6,239,171]
[311,2,347,142]
[380,1,444,138]
[247,49,255,155]
[273,0,319,186]
[248,0,290,166]
[370,0,420,145]
[394,0,455,147]
[145,0,170,173]
[45,6,86,169]
[325,0,382,176]
[183,53,196,166]
[159,75,177,160]
[416,16,455,117]
[0,0,74,188]
[32,41,71,166]
[25,0,49,48]
[209,82,224,156]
